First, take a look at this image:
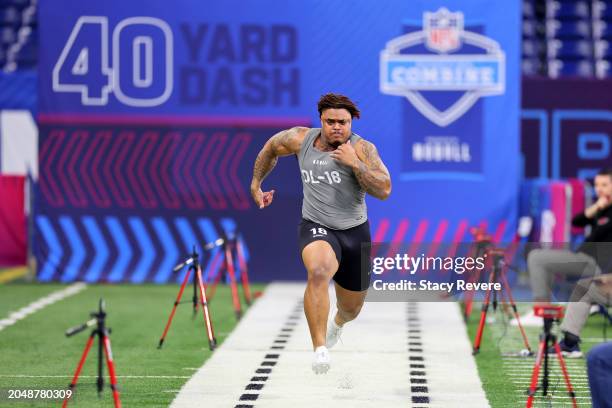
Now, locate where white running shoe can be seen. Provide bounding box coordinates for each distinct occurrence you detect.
[326,318,343,349]
[312,346,330,374]
[510,310,543,327]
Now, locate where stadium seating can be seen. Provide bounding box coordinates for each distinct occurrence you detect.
[548,58,595,77]
[546,1,590,20]
[522,0,612,78]
[0,0,36,71]
[595,58,611,77]
[547,39,593,58]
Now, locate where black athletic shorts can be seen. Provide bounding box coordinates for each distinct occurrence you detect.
[298,218,371,292]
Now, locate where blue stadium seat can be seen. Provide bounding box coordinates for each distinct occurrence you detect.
[595,59,611,78]
[593,20,612,39]
[593,1,612,21]
[0,26,15,46]
[0,7,20,27]
[546,19,591,38]
[523,20,536,38]
[522,58,545,75]
[523,39,545,57]
[0,0,28,9]
[547,58,594,77]
[547,39,593,58]
[546,0,590,20]
[595,39,611,59]
[524,1,536,18]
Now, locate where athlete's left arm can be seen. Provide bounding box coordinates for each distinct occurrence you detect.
[331,139,391,200]
[353,140,392,200]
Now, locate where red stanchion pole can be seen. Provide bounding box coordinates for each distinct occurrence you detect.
[196,265,217,350]
[62,334,95,408]
[158,266,193,348]
[224,240,243,320]
[235,238,253,306]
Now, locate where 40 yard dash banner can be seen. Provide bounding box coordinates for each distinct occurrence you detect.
[36,0,520,282]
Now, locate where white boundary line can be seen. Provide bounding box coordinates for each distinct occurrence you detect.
[0,283,87,331]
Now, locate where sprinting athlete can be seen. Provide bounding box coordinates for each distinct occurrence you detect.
[250,93,391,374]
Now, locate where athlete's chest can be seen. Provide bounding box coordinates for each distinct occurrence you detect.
[299,149,354,187]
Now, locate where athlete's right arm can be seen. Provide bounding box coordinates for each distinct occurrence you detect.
[250,126,308,209]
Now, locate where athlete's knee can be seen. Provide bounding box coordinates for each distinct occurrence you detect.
[307,264,334,286]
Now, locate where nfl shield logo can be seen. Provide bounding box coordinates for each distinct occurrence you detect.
[424,8,463,53]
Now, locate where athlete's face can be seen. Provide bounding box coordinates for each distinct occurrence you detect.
[320,108,352,148]
[594,175,612,200]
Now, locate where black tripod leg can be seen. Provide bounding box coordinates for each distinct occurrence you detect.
[542,334,550,396]
[97,329,104,395]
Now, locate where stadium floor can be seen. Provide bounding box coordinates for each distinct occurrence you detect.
[171,282,489,408]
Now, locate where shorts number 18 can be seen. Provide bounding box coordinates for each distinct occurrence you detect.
[310,228,327,235]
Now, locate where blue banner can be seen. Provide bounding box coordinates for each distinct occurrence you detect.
[37,0,521,282]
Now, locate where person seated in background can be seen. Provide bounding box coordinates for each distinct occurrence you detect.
[513,168,612,357]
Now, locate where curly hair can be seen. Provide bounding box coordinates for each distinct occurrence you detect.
[317,93,361,119]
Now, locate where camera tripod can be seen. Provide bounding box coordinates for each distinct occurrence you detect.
[204,235,253,320]
[63,299,121,408]
[472,247,532,355]
[158,246,217,350]
[526,305,578,408]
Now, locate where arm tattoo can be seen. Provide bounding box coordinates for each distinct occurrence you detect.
[252,147,278,187]
[353,141,391,200]
[251,127,302,188]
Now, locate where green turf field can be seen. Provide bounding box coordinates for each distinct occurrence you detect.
[0,283,264,408]
[465,302,609,407]
[2,281,609,407]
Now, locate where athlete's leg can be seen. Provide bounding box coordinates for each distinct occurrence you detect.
[302,241,339,350]
[326,283,367,348]
[333,282,367,326]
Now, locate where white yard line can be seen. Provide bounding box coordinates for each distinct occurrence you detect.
[0,283,87,331]
[171,282,489,408]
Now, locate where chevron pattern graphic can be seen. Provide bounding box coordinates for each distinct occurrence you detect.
[35,215,249,284]
[35,122,299,283]
[38,128,253,210]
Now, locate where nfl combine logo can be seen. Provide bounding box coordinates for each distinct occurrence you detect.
[425,8,462,53]
[379,8,505,127]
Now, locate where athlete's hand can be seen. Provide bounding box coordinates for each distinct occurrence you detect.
[330,140,359,168]
[251,187,275,209]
